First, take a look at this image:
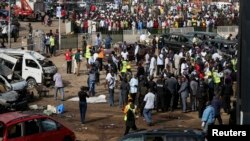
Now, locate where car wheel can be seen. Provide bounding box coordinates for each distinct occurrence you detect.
[63,136,72,141]
[27,78,37,89]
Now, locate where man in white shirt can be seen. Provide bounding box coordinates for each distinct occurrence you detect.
[157,53,164,76]
[129,75,138,104]
[121,49,129,61]
[106,71,117,106]
[145,52,150,75]
[143,88,155,126]
[149,55,156,78]
[53,70,64,101]
[134,42,140,63]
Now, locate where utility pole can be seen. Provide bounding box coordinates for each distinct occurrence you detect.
[8,0,11,48]
[237,0,250,124]
[56,4,62,50]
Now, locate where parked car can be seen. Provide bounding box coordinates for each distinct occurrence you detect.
[185,31,224,40]
[0,112,76,141]
[202,39,237,55]
[0,75,28,113]
[0,49,57,88]
[158,33,194,52]
[119,129,206,141]
[0,64,27,93]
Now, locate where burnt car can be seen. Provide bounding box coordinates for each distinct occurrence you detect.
[202,39,237,55]
[0,65,30,113]
[158,33,194,52]
[119,129,206,141]
[185,31,224,41]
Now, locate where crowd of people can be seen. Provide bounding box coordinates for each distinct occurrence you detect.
[10,0,239,137]
[64,0,239,34]
[59,28,238,135]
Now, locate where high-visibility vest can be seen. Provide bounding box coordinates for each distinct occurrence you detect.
[205,70,212,78]
[231,59,237,72]
[50,37,55,46]
[123,103,135,121]
[126,64,131,69]
[121,61,127,73]
[85,46,91,59]
[192,19,197,27]
[213,71,221,84]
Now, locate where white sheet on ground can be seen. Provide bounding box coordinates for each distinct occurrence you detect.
[67,95,107,103]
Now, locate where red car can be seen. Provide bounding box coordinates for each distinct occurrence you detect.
[0,112,75,141]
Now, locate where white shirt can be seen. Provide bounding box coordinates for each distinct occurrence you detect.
[144,92,155,109]
[149,57,156,69]
[157,54,164,65]
[134,44,139,55]
[145,53,150,64]
[129,77,138,93]
[121,51,128,60]
[106,73,117,89]
[181,63,189,75]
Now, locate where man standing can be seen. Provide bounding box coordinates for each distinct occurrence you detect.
[82,36,87,57]
[143,88,155,126]
[75,49,82,76]
[123,97,138,135]
[105,34,112,49]
[78,86,89,124]
[129,75,138,104]
[53,70,64,101]
[106,70,117,106]
[50,35,55,56]
[165,74,178,111]
[65,48,73,74]
[178,76,189,113]
[201,101,215,134]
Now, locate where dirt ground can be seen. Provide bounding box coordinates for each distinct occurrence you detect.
[10,20,230,141]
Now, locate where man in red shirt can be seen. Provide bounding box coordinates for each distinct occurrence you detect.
[65,48,73,74]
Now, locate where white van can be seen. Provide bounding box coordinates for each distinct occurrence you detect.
[0,49,57,88]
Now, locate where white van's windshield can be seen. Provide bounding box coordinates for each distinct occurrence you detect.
[38,59,54,67]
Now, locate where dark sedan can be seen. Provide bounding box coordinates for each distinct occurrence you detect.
[158,33,194,52]
[202,39,237,55]
[185,31,224,40]
[119,128,206,141]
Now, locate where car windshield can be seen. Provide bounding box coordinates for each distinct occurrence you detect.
[0,122,4,139]
[38,59,54,67]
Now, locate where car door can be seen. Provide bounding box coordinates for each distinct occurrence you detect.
[38,118,64,141]
[6,122,26,141]
[22,56,42,84]
[23,119,42,141]
[168,35,179,51]
[0,53,17,71]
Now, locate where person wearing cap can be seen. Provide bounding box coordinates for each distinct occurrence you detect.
[123,97,138,135]
[78,86,89,124]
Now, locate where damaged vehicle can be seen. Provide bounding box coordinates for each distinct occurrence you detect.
[0,64,30,113]
[0,49,57,88]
